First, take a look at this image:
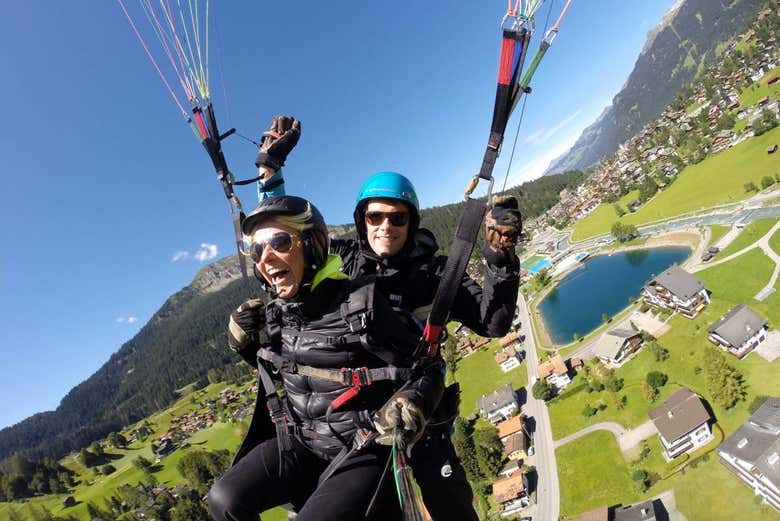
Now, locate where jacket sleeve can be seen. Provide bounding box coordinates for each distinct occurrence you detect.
[442,255,520,338]
[329,237,358,257]
[406,357,446,420]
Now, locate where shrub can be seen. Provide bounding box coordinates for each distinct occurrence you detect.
[101,464,116,476]
[532,380,554,401]
[646,371,668,389]
[761,175,775,189]
[581,404,597,417]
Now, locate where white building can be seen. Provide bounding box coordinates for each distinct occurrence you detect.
[477,384,519,424]
[718,397,780,511]
[642,264,710,319]
[649,388,713,460]
[536,354,570,391]
[593,328,644,367]
[708,304,769,358]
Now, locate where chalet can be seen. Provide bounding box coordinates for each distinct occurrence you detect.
[593,328,644,367]
[497,415,524,440]
[492,472,529,516]
[494,350,521,372]
[570,357,584,372]
[708,304,769,358]
[155,438,176,460]
[642,264,709,319]
[649,388,713,460]
[570,506,609,521]
[718,397,780,511]
[537,354,571,391]
[477,384,519,424]
[503,431,529,461]
[499,331,520,350]
[712,129,736,152]
[614,500,658,521]
[499,459,522,479]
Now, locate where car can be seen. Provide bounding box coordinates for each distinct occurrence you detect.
[701,252,713,262]
[527,446,535,457]
[708,246,720,254]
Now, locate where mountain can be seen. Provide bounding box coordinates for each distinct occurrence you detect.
[543,0,764,176]
[0,171,584,461]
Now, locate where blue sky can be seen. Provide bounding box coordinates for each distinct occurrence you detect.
[0,0,676,430]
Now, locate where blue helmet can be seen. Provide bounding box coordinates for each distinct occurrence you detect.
[355,172,419,211]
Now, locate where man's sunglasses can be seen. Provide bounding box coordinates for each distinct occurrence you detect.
[364,211,410,227]
[246,231,297,262]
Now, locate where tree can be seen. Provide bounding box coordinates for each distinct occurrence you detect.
[642,382,659,403]
[604,371,624,392]
[532,379,554,401]
[89,441,103,456]
[649,341,669,362]
[753,109,778,136]
[638,177,659,203]
[704,349,746,409]
[176,449,230,495]
[611,222,639,243]
[107,432,128,449]
[602,313,611,324]
[473,425,504,479]
[442,335,459,375]
[132,456,152,471]
[78,448,96,468]
[716,111,736,131]
[533,268,552,289]
[613,204,626,217]
[646,371,668,389]
[744,181,759,193]
[100,464,116,476]
[453,417,482,483]
[171,495,211,521]
[761,175,775,189]
[581,404,597,417]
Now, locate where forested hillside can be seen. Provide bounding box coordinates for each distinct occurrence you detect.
[544,0,764,175]
[0,171,582,462]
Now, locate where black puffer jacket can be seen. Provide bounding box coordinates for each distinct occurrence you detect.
[264,275,444,459]
[330,228,519,338]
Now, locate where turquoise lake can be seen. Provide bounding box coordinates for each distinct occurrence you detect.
[537,247,691,345]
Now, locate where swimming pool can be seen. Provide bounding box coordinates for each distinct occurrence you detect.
[527,258,551,275]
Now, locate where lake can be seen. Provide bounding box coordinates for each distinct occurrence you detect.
[537,246,691,344]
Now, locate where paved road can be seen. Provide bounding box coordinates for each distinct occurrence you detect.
[517,295,560,521]
[554,420,658,453]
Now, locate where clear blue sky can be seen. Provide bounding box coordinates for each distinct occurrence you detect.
[0,1,676,430]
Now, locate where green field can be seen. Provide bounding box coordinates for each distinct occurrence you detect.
[707,224,731,247]
[557,431,639,516]
[571,126,780,241]
[570,191,639,241]
[0,381,289,521]
[454,341,528,417]
[521,254,545,269]
[770,227,780,256]
[739,65,780,107]
[716,218,778,258]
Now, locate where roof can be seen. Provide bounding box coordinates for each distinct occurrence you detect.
[499,331,519,348]
[614,500,657,521]
[649,388,711,442]
[477,384,516,415]
[537,354,568,379]
[495,351,510,364]
[503,431,528,454]
[646,264,705,301]
[500,459,522,476]
[492,473,525,504]
[593,328,641,360]
[570,506,609,521]
[497,415,524,439]
[720,398,780,487]
[707,304,767,348]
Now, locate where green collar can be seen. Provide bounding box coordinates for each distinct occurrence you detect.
[311,254,349,290]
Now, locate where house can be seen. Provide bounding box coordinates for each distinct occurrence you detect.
[537,354,571,391]
[642,264,710,319]
[492,472,529,516]
[718,397,780,511]
[477,384,519,424]
[708,304,769,358]
[593,328,644,367]
[570,506,609,521]
[614,500,657,521]
[499,331,520,349]
[570,357,584,372]
[503,431,529,461]
[499,459,522,478]
[497,415,524,440]
[495,350,521,372]
[649,388,713,460]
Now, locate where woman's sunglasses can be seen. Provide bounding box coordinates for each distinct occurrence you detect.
[245,231,297,262]
[364,211,410,227]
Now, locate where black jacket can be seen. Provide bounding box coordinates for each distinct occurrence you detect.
[330,228,520,338]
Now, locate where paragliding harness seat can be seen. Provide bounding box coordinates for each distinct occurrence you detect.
[233,278,423,487]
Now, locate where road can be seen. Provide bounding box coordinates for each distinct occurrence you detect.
[517,294,560,521]
[553,420,657,453]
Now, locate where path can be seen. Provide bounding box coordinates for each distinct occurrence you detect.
[553,420,657,453]
[517,294,560,521]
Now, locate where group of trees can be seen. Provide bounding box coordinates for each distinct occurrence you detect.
[611,222,639,243]
[704,348,746,409]
[0,453,73,501]
[452,417,507,512]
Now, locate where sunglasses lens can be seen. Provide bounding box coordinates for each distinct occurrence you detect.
[365,212,409,227]
[249,232,294,261]
[389,213,409,226]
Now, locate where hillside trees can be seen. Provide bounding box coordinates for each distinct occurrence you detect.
[176,449,231,495]
[453,417,482,484]
[473,424,504,479]
[704,349,746,408]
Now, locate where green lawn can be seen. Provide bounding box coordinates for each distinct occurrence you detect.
[570,126,780,241]
[571,191,639,242]
[770,227,780,256]
[707,224,730,248]
[557,431,640,517]
[739,65,780,107]
[454,341,528,417]
[715,218,778,258]
[522,254,545,269]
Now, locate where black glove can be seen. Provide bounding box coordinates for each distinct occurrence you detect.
[227,298,269,365]
[255,115,301,171]
[484,194,522,266]
[374,389,426,447]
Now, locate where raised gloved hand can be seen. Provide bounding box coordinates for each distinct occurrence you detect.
[483,194,522,266]
[255,115,301,171]
[227,298,269,365]
[374,389,426,447]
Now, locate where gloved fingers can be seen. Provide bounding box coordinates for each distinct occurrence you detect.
[237,298,265,312]
[399,402,425,435]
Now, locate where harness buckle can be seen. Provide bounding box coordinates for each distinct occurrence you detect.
[341,367,372,388]
[353,428,376,452]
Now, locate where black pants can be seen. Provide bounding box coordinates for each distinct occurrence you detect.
[208,437,400,521]
[410,430,479,521]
